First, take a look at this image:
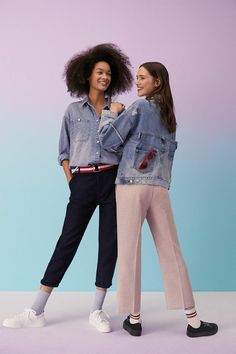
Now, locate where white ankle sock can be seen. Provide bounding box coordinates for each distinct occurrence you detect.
[129,313,141,324]
[185,307,201,328]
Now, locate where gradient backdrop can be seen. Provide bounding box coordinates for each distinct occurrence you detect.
[0,0,235,291]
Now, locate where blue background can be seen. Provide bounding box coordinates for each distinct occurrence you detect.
[1,0,235,291]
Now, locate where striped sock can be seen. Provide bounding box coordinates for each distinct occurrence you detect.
[185,307,201,328]
[129,313,141,324]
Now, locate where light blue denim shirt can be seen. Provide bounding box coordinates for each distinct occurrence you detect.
[99,98,178,189]
[58,96,121,167]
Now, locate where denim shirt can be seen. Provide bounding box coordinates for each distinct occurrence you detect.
[58,96,121,167]
[99,99,178,189]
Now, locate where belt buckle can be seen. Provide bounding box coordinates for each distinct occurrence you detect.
[72,166,79,174]
[90,164,100,173]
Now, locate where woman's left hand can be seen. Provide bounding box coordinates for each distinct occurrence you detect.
[110,102,125,114]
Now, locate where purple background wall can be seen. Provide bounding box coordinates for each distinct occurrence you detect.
[0,0,235,291]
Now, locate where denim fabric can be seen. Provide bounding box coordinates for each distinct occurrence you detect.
[99,98,178,189]
[58,96,121,167]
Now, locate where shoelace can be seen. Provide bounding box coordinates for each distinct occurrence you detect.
[202,321,211,328]
[95,310,110,323]
[11,309,35,320]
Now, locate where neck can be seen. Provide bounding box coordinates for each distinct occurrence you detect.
[88,89,108,117]
[88,89,106,107]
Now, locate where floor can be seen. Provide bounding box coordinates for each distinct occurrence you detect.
[0,292,235,354]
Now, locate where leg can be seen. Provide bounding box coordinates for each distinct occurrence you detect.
[3,174,98,329]
[147,185,195,309]
[95,169,118,290]
[41,173,97,287]
[89,168,118,333]
[147,186,218,337]
[116,185,151,314]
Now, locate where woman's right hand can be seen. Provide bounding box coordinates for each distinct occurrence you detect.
[110,102,125,114]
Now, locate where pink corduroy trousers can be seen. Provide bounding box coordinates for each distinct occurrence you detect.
[116,184,195,314]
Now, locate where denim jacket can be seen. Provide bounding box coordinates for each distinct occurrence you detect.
[58,96,120,167]
[99,98,178,189]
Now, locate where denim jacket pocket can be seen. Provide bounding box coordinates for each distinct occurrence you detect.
[72,118,90,142]
[133,147,159,174]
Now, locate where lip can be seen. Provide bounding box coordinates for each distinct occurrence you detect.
[99,81,109,84]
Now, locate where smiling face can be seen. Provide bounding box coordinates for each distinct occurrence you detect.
[136,66,160,97]
[88,61,111,93]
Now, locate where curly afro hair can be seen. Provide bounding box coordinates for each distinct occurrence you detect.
[64,43,133,97]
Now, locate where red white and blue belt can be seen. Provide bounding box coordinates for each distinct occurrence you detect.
[72,164,116,174]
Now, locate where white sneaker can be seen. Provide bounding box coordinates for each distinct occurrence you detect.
[3,309,46,328]
[89,310,111,333]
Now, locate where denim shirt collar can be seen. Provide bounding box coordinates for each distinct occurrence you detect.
[80,95,111,108]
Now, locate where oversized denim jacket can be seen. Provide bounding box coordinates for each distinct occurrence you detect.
[99,98,178,189]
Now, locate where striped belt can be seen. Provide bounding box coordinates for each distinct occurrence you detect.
[72,164,117,174]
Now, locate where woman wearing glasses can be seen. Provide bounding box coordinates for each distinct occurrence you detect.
[99,62,218,337]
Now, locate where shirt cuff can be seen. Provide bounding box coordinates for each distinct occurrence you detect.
[100,110,118,130]
[58,154,69,165]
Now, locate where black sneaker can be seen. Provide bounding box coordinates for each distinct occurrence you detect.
[187,320,218,337]
[123,316,142,336]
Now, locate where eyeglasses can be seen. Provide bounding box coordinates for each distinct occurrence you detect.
[138,149,157,170]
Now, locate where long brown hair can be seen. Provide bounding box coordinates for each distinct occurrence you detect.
[140,62,177,133]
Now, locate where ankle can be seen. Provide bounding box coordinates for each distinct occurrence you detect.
[185,307,201,328]
[129,313,141,324]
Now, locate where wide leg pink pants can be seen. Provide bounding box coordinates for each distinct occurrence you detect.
[116,184,195,314]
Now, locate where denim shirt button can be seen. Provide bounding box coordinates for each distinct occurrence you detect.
[96,140,99,143]
[78,118,81,121]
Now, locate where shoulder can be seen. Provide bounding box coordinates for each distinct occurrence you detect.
[124,99,147,115]
[64,99,86,117]
[66,99,84,111]
[126,99,158,117]
[129,98,155,111]
[130,98,149,108]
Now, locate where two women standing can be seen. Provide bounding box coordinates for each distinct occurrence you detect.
[3,45,218,338]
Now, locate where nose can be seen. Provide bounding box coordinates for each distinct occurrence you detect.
[102,73,109,80]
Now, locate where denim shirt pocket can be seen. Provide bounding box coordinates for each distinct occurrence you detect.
[72,118,91,142]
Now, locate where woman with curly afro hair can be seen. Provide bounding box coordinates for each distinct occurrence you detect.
[3,43,133,332]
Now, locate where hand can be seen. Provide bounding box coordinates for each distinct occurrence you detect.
[110,102,125,114]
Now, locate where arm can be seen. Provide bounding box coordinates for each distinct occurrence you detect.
[99,102,138,152]
[58,108,72,183]
[62,159,72,183]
